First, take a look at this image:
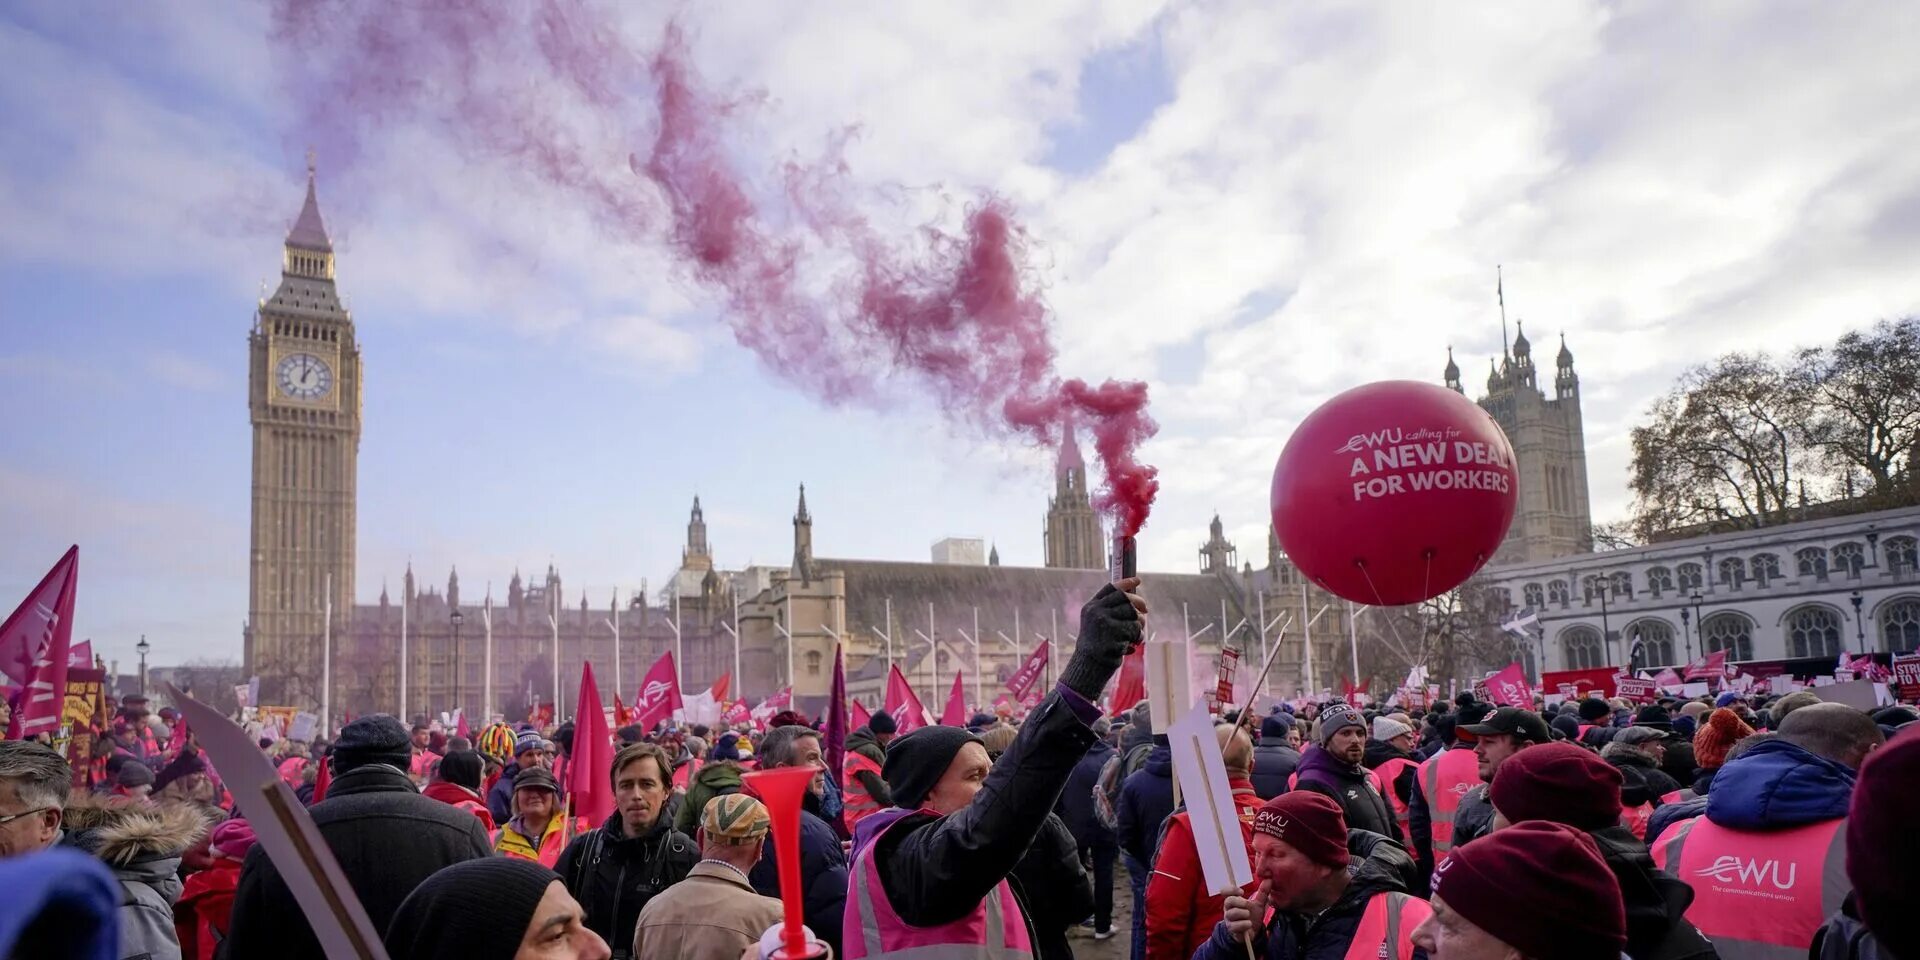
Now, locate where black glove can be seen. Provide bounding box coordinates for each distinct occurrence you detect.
[1059,582,1144,702]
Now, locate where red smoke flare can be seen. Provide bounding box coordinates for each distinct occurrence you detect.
[270,4,1158,534]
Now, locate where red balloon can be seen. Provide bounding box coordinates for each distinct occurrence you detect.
[1271,380,1518,606]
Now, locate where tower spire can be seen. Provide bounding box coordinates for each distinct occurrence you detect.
[1497,264,1510,364]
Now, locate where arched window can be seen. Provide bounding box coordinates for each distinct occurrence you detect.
[1548,580,1570,607]
[1795,547,1828,580]
[1881,598,1920,653]
[1677,563,1704,592]
[1582,575,1606,604]
[1561,626,1605,669]
[1700,613,1754,661]
[1645,567,1675,596]
[1610,572,1633,599]
[1886,536,1917,573]
[1784,605,1843,659]
[1718,557,1746,590]
[1523,583,1545,609]
[1751,554,1781,587]
[1626,619,1677,668]
[1831,542,1865,579]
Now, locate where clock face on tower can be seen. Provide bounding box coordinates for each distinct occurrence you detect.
[275,352,334,401]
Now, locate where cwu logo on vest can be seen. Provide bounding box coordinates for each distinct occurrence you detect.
[1696,855,1797,890]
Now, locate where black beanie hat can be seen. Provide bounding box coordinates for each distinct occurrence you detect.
[438,750,482,791]
[333,714,413,773]
[1577,697,1612,722]
[868,711,898,735]
[384,858,559,960]
[882,726,985,810]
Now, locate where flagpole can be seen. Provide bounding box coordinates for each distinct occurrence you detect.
[400,587,408,721]
[483,590,494,723]
[1347,600,1361,694]
[884,597,894,680]
[972,606,982,711]
[1301,582,1315,697]
[549,590,560,723]
[322,573,332,737]
[612,589,622,705]
[673,591,684,690]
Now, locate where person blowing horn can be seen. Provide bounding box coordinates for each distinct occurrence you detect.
[842,578,1147,959]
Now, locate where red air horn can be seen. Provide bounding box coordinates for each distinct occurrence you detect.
[743,765,826,959]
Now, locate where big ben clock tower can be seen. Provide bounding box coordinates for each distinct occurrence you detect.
[246,158,361,710]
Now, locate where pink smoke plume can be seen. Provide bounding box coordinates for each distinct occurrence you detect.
[271,4,1158,534]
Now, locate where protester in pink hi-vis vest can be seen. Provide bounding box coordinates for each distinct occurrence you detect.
[843,580,1144,960]
[1652,703,1880,959]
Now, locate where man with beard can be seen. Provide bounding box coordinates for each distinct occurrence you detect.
[1292,705,1395,839]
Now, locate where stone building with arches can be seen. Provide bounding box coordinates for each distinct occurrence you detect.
[1477,503,1920,672]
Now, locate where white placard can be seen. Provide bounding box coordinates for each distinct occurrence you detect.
[1168,699,1255,895]
[289,712,318,743]
[1145,640,1192,735]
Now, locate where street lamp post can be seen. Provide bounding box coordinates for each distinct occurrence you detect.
[450,609,465,722]
[1850,591,1867,653]
[136,635,150,696]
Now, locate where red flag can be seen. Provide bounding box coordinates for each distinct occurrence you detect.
[850,698,871,730]
[825,646,848,782]
[709,672,730,702]
[882,665,928,732]
[69,639,92,670]
[632,652,683,731]
[455,711,470,739]
[0,546,77,738]
[1485,662,1533,708]
[570,663,615,827]
[311,755,332,803]
[612,693,634,727]
[940,671,968,726]
[1005,643,1049,703]
[1684,649,1729,680]
[1108,642,1146,717]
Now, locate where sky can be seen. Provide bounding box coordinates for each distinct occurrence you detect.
[5,1,1920,669]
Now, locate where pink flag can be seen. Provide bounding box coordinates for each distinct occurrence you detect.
[709,672,731,702]
[882,665,928,732]
[0,546,78,738]
[1652,667,1683,688]
[1684,649,1729,680]
[570,663,615,826]
[850,698,871,730]
[455,711,470,739]
[940,671,968,726]
[1107,642,1146,716]
[68,640,92,670]
[1485,662,1533,708]
[632,652,683,732]
[1005,643,1049,703]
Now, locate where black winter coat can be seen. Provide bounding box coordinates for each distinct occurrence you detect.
[1813,896,1894,960]
[554,814,699,956]
[223,763,492,960]
[1293,745,1397,840]
[1008,812,1094,960]
[1194,831,1428,960]
[867,690,1097,930]
[749,799,848,960]
[1587,824,1717,960]
[1449,783,1497,851]
[1054,738,1115,847]
[1116,743,1176,866]
[1249,742,1300,800]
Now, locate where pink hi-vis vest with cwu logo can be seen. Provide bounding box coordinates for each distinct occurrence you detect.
[1371,757,1420,847]
[1343,891,1431,960]
[1651,816,1848,960]
[1419,748,1479,856]
[846,811,1034,960]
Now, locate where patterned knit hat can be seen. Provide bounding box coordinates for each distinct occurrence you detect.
[477,723,518,764]
[701,794,772,845]
[1692,707,1755,770]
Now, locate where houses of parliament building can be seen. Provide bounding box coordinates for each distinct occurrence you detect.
[244,171,1594,719]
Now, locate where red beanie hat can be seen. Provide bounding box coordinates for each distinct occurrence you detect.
[1433,821,1626,960]
[1489,742,1623,832]
[1692,707,1755,770]
[1849,726,1920,960]
[1252,791,1350,869]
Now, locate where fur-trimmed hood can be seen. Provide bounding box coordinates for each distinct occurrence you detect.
[62,796,214,867]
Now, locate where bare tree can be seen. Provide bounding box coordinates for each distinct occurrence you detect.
[1359,578,1517,693]
[1590,521,1639,552]
[167,658,247,715]
[1792,317,1920,502]
[1629,354,1814,539]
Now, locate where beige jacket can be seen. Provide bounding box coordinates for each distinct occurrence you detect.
[633,859,784,960]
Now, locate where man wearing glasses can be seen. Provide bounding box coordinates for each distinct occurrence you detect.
[0,740,69,857]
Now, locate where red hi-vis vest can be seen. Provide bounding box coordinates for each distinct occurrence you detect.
[1622,802,1654,841]
[1419,748,1480,857]
[1344,892,1432,960]
[846,812,1033,960]
[1372,757,1419,847]
[842,752,887,833]
[1652,816,1849,960]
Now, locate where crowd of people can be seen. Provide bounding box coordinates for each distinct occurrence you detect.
[0,576,1913,959]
